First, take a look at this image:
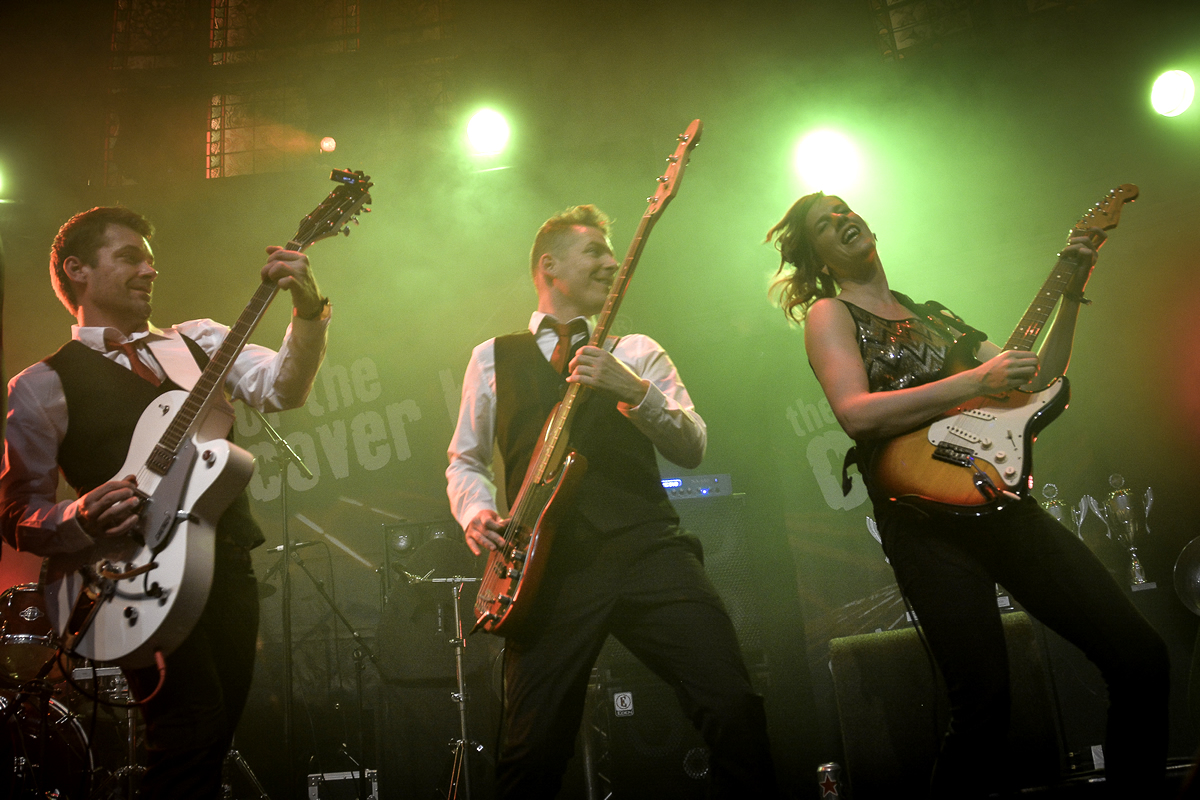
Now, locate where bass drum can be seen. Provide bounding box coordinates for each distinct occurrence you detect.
[0,584,61,685]
[0,693,92,799]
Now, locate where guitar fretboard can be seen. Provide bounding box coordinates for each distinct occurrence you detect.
[146,235,310,473]
[1003,256,1078,352]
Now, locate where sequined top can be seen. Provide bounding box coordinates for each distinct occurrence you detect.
[839,299,956,393]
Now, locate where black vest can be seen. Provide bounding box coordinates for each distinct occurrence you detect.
[493,331,677,533]
[45,338,263,550]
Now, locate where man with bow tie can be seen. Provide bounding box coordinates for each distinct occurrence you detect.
[0,205,329,798]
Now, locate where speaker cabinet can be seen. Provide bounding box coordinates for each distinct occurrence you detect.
[596,663,712,799]
[603,493,761,667]
[828,611,1062,798]
[677,493,763,657]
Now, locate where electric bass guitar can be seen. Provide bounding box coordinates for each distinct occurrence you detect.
[866,184,1138,514]
[45,169,373,667]
[472,120,703,634]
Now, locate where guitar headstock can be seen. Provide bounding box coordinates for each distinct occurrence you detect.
[646,119,703,218]
[1071,183,1138,238]
[291,169,374,251]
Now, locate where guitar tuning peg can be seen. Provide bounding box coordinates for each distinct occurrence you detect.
[656,175,669,183]
[646,196,656,203]
[341,226,351,236]
[666,155,679,163]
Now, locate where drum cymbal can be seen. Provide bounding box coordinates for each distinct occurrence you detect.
[403,535,479,581]
[256,580,277,599]
[1174,535,1200,616]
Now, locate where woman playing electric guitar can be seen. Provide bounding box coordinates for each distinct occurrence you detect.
[767,192,1168,799]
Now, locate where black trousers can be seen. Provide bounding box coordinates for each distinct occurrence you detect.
[125,544,260,800]
[495,518,776,799]
[877,498,1170,799]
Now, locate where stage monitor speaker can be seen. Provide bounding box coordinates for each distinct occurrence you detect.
[829,611,1062,798]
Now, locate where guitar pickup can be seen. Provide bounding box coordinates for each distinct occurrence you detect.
[933,442,975,467]
[944,425,983,444]
[146,444,176,475]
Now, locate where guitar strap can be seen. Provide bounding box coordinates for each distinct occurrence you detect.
[893,291,987,344]
[839,293,987,498]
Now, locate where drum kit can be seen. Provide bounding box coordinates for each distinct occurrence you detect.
[0,582,144,799]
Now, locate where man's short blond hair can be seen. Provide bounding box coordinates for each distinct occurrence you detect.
[529,204,612,276]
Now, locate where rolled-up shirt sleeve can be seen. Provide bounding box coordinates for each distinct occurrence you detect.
[445,340,501,532]
[175,316,328,412]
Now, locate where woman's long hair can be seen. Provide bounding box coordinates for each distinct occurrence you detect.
[765,192,838,323]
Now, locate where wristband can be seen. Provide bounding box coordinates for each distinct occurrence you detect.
[295,296,330,320]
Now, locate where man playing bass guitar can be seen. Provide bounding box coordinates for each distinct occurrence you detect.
[767,192,1168,799]
[446,204,776,798]
[0,206,329,799]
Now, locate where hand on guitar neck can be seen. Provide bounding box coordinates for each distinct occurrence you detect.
[565,346,650,407]
[1058,225,1106,300]
[1031,224,1107,388]
[261,246,326,320]
[970,224,1108,396]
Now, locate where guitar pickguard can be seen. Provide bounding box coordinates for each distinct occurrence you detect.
[870,378,1069,513]
[926,381,1064,488]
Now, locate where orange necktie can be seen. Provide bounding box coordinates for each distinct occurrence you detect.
[547,319,588,374]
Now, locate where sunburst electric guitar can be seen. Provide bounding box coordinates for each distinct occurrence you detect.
[472,120,703,635]
[866,184,1138,513]
[45,169,373,667]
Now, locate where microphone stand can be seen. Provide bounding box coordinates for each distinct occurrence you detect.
[289,551,383,800]
[254,409,313,796]
[401,571,482,800]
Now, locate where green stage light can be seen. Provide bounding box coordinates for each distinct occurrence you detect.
[467,109,511,156]
[794,130,862,194]
[1151,70,1194,117]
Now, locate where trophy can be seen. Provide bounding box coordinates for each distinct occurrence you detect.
[865,516,889,564]
[1101,473,1149,586]
[1072,495,1092,538]
[1040,483,1067,524]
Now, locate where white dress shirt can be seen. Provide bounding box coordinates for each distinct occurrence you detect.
[1,316,328,555]
[445,312,706,532]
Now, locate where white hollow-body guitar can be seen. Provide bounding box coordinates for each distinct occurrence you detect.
[45,169,372,667]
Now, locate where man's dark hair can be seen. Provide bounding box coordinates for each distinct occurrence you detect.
[529,204,612,276]
[50,206,153,314]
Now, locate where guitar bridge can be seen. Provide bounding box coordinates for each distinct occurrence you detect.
[932,442,975,467]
